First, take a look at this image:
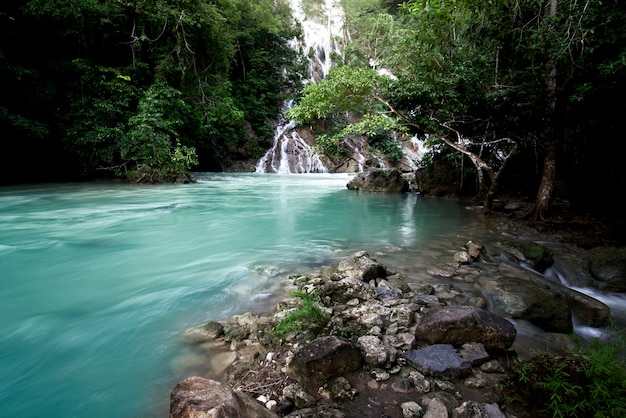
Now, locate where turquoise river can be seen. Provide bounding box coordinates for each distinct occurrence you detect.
[0,173,476,417]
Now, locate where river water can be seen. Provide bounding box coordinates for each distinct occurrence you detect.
[0,173,479,418]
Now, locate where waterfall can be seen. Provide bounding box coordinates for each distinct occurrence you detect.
[255,0,344,174]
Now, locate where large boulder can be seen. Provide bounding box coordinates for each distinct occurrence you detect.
[169,376,276,418]
[560,286,610,327]
[479,276,573,333]
[287,336,362,387]
[346,168,409,193]
[587,247,626,292]
[414,306,516,350]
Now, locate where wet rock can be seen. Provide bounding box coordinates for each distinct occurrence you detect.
[346,168,409,193]
[287,336,362,387]
[464,241,485,260]
[561,286,610,327]
[181,321,225,343]
[453,251,472,264]
[414,306,516,350]
[403,344,472,378]
[169,376,276,418]
[587,246,626,292]
[483,276,573,333]
[521,242,554,272]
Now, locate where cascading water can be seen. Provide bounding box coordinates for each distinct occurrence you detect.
[255,0,344,174]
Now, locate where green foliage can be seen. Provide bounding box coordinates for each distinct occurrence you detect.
[122,82,198,182]
[273,291,330,338]
[340,0,404,68]
[503,333,626,418]
[287,66,387,123]
[368,130,404,163]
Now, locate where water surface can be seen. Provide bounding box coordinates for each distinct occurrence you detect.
[0,173,474,418]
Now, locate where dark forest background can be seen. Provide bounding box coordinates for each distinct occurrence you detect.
[1,0,625,223]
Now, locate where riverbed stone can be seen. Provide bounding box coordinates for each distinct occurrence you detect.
[414,306,516,350]
[320,278,377,304]
[181,321,225,343]
[561,286,610,327]
[587,246,626,292]
[459,342,490,366]
[169,376,276,418]
[482,276,573,333]
[287,336,362,387]
[331,251,388,282]
[403,344,472,378]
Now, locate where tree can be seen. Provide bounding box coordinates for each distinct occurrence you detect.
[287,65,516,212]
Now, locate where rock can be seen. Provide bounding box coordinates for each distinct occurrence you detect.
[283,405,346,417]
[181,321,224,343]
[415,160,462,197]
[482,276,573,333]
[587,247,626,292]
[408,370,431,392]
[331,251,388,282]
[479,360,505,374]
[357,335,394,367]
[346,168,409,193]
[464,240,484,260]
[452,401,506,418]
[282,383,316,408]
[520,242,554,272]
[319,376,357,401]
[452,401,486,418]
[459,342,490,366]
[423,397,450,418]
[169,376,276,418]
[561,286,610,327]
[319,278,377,304]
[453,251,472,264]
[414,306,517,350]
[403,344,472,378]
[401,401,424,417]
[287,336,362,387]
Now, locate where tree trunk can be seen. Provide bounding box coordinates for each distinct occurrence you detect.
[526,0,558,221]
[529,140,556,220]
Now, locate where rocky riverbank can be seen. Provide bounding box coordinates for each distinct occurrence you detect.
[167,202,626,418]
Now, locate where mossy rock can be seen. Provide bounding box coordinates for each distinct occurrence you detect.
[520,243,554,272]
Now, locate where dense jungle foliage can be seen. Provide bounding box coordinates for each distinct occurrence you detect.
[1,0,302,182]
[1,0,625,221]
